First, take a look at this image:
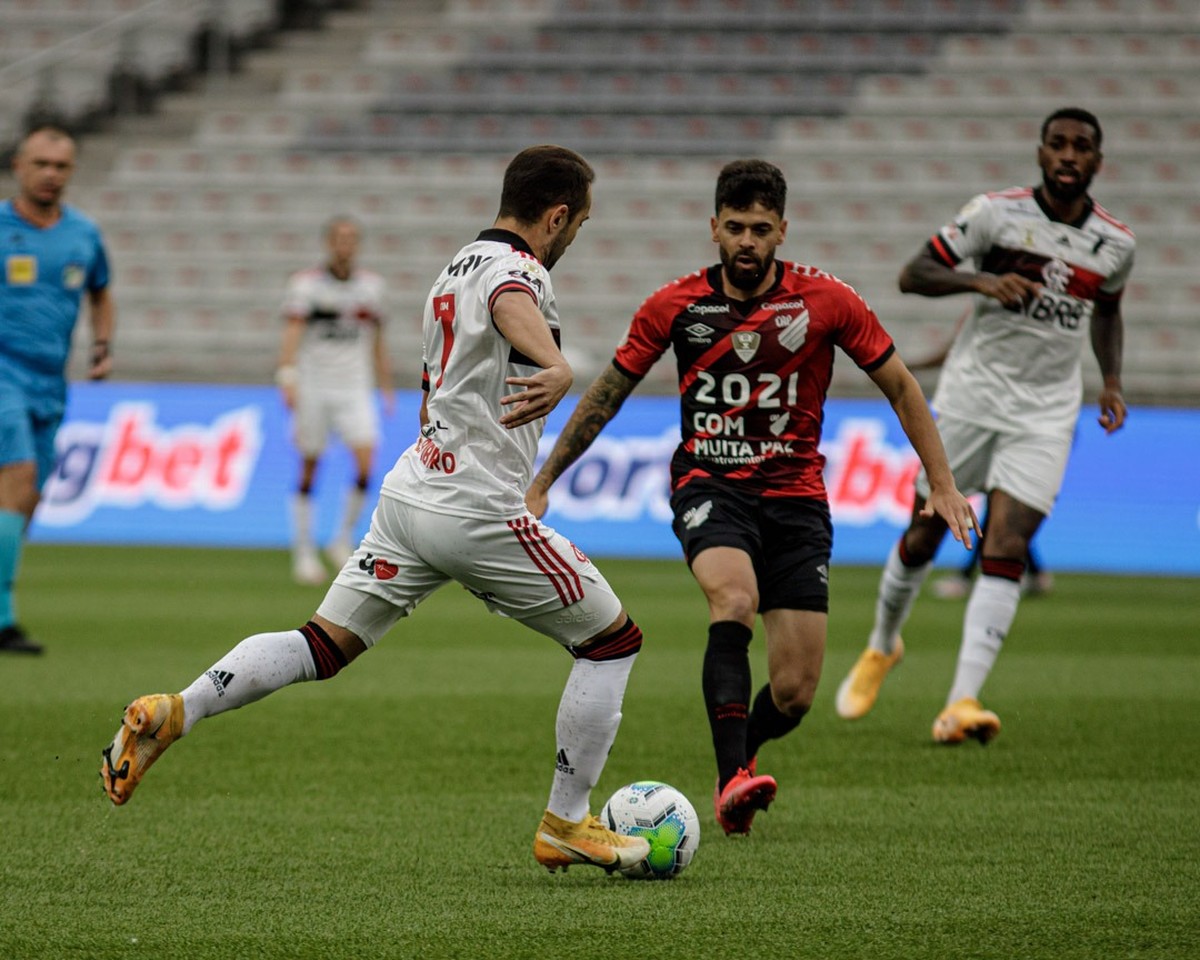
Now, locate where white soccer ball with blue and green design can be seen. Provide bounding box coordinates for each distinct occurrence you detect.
[601,781,700,879]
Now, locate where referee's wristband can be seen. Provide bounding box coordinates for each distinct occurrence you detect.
[275,365,299,387]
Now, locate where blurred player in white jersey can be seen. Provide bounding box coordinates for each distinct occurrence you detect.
[101,146,651,876]
[836,107,1134,743]
[277,217,392,584]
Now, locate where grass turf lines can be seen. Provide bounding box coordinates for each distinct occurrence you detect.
[2,545,1196,960]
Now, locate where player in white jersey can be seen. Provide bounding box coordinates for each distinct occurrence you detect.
[837,107,1133,743]
[100,146,651,876]
[277,217,392,584]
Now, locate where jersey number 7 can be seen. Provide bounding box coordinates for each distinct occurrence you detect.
[433,293,456,388]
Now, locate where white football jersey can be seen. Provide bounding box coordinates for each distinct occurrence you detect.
[382,230,558,520]
[929,187,1135,436]
[282,266,386,389]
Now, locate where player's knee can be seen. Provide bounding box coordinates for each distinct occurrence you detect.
[707,585,758,624]
[900,527,940,566]
[982,528,1030,562]
[771,679,815,718]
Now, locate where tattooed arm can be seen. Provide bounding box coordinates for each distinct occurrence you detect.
[525,364,639,517]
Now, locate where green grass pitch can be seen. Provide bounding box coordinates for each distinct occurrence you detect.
[1,545,1196,959]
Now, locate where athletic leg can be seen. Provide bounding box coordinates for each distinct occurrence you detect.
[0,402,47,652]
[946,491,1044,704]
[328,444,372,567]
[291,456,325,584]
[691,546,758,791]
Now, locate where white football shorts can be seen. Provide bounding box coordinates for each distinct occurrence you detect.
[914,413,1073,517]
[294,384,379,456]
[315,494,623,649]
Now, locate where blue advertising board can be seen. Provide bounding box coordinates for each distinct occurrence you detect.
[30,382,1200,576]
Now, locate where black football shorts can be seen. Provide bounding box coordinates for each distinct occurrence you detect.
[669,481,832,613]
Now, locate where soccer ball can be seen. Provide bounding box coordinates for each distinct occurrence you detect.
[601,781,700,880]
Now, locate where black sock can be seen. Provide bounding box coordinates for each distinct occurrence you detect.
[702,621,754,791]
[745,683,805,763]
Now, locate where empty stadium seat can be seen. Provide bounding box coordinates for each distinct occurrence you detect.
[50,0,1198,401]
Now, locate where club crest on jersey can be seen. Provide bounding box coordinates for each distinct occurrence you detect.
[776,309,810,352]
[1041,257,1072,294]
[731,331,761,362]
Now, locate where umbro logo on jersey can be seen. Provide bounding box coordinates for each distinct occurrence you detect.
[556,749,575,775]
[684,322,715,342]
[683,500,713,530]
[206,670,235,697]
[731,331,761,362]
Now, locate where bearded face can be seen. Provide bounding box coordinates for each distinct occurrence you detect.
[711,203,786,296]
[1038,118,1102,204]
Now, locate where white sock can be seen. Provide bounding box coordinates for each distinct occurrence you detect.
[546,654,637,822]
[180,630,317,734]
[336,487,366,545]
[868,540,933,655]
[291,493,315,556]
[948,575,1021,704]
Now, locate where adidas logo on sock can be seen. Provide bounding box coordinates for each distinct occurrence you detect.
[206,669,235,697]
[555,749,575,775]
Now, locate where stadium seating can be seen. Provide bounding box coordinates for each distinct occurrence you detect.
[25,0,1197,404]
[0,0,278,146]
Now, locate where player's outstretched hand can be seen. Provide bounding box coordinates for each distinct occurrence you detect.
[500,361,573,429]
[921,485,982,550]
[1097,385,1126,434]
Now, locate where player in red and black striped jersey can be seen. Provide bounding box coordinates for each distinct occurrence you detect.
[528,159,979,836]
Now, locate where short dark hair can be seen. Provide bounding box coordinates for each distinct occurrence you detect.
[18,120,74,152]
[715,159,787,216]
[498,145,594,225]
[1041,107,1102,148]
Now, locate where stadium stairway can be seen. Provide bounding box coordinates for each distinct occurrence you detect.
[8,0,1196,404]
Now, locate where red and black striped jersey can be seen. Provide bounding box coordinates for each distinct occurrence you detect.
[614,261,894,499]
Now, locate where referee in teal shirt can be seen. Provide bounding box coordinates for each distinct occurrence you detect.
[0,123,115,654]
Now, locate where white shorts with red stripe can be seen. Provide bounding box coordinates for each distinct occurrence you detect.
[316,493,622,648]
